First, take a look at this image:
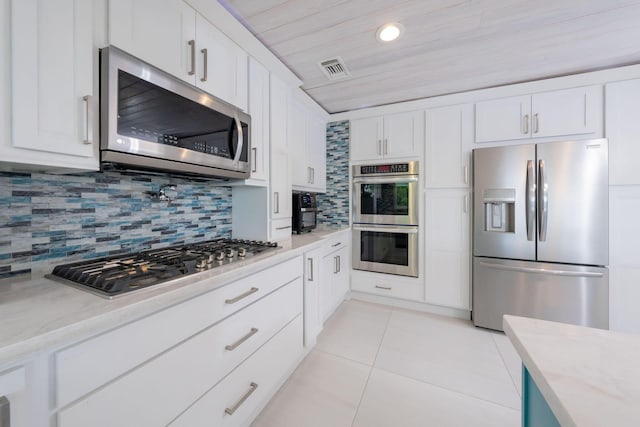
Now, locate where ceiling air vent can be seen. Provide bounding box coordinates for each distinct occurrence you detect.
[318,57,351,81]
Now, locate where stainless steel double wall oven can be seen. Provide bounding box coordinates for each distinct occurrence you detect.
[352,161,419,277]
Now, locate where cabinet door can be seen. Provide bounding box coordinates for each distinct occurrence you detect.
[475,95,531,143]
[247,58,269,182]
[350,117,383,161]
[11,0,96,160]
[320,252,335,322]
[425,104,473,188]
[333,246,350,304]
[308,114,327,192]
[383,111,424,159]
[289,97,309,188]
[270,75,291,220]
[605,79,640,186]
[424,189,471,310]
[531,86,600,139]
[303,247,323,347]
[109,0,196,84]
[195,13,248,111]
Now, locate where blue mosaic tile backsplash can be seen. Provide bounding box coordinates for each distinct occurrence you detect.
[317,120,349,226]
[0,171,232,279]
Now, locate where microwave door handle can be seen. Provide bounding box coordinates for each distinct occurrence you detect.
[233,112,244,164]
[352,176,418,184]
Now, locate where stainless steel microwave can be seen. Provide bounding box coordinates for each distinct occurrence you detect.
[100,46,251,179]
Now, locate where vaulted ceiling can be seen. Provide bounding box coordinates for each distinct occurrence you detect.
[218,0,640,113]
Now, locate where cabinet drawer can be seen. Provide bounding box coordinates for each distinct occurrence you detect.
[55,256,302,409]
[57,277,302,427]
[171,315,303,427]
[351,274,424,302]
[322,232,350,257]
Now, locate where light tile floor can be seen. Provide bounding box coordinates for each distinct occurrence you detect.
[252,300,522,427]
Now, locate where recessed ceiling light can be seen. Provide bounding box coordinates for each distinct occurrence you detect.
[376,23,404,43]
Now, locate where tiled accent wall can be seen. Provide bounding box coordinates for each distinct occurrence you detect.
[0,171,232,279]
[317,120,350,226]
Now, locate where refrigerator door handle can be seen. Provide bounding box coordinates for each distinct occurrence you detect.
[478,262,604,278]
[526,160,536,241]
[538,159,548,241]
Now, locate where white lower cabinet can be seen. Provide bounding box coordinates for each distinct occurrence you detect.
[424,189,471,310]
[350,270,424,302]
[303,246,323,348]
[170,315,303,427]
[320,237,351,323]
[55,257,304,427]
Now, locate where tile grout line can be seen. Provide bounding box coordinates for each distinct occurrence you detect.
[490,333,522,398]
[349,308,393,427]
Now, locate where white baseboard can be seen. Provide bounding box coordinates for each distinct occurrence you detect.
[348,291,471,320]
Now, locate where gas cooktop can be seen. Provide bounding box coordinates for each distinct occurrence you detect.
[47,238,279,299]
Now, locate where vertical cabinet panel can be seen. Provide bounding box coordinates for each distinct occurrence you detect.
[109,0,196,84]
[308,115,327,191]
[424,189,471,310]
[11,0,96,159]
[269,74,291,222]
[606,79,640,186]
[425,104,473,188]
[289,97,308,187]
[247,58,269,182]
[320,244,350,322]
[303,247,323,347]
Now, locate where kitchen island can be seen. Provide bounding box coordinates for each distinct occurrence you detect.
[503,315,640,427]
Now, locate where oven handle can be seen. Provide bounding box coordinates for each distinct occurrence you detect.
[352,176,418,184]
[353,225,418,234]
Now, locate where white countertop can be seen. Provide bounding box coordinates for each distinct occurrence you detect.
[0,226,349,369]
[503,315,640,427]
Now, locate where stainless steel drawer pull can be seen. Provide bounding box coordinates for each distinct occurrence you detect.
[276,225,291,230]
[225,382,258,415]
[307,257,314,281]
[187,40,195,76]
[82,95,93,145]
[375,285,392,290]
[225,287,259,304]
[225,328,258,351]
[331,242,342,247]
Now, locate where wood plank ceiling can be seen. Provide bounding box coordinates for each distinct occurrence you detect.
[218,0,640,113]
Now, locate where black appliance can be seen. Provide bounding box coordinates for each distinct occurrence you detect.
[47,238,278,299]
[292,192,318,234]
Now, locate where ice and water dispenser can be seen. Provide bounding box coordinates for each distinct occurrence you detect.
[483,189,515,232]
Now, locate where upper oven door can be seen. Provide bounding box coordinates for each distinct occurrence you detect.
[100,47,250,174]
[353,175,419,225]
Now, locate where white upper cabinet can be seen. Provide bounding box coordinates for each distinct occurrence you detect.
[109,0,196,84]
[350,111,423,162]
[246,57,269,183]
[606,79,640,186]
[475,86,601,143]
[109,0,247,110]
[424,188,471,310]
[290,96,327,193]
[195,13,247,111]
[7,0,99,169]
[269,74,291,222]
[425,104,474,188]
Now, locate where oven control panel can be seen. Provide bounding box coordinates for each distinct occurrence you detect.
[356,161,418,176]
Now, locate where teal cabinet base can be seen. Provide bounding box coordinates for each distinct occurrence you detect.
[522,365,561,427]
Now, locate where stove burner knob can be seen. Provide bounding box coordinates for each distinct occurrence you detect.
[215,251,225,261]
[268,241,278,247]
[205,253,215,264]
[195,257,207,269]
[225,248,235,258]
[237,247,247,257]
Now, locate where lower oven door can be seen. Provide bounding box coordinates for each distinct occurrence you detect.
[352,224,419,277]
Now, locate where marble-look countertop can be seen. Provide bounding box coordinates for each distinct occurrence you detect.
[503,315,640,427]
[0,226,349,370]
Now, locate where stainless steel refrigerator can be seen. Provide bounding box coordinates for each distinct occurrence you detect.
[472,139,609,331]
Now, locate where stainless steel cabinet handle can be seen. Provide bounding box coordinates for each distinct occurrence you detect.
[225,328,258,351]
[463,165,468,185]
[384,138,389,155]
[188,40,195,76]
[225,287,259,304]
[534,113,540,133]
[526,160,536,241]
[522,114,529,134]
[82,95,93,145]
[308,166,312,184]
[331,242,342,248]
[274,192,279,214]
[251,147,257,173]
[478,262,603,278]
[307,257,314,281]
[538,159,548,241]
[337,255,341,273]
[275,225,291,230]
[463,195,469,213]
[311,167,315,184]
[200,48,208,82]
[334,256,338,274]
[375,285,392,290]
[0,396,9,427]
[225,382,258,415]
